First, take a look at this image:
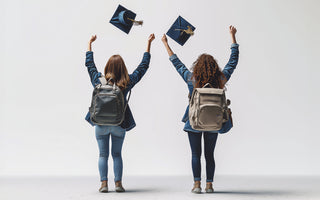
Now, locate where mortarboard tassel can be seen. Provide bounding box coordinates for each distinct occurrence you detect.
[127,18,143,26]
[175,26,194,36]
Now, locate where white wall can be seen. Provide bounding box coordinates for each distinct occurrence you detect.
[1,0,320,177]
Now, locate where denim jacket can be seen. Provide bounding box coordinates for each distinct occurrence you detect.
[85,51,151,131]
[169,43,239,133]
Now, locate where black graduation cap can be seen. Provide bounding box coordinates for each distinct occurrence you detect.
[109,4,143,34]
[166,16,196,46]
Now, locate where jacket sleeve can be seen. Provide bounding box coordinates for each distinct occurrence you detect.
[169,54,192,83]
[128,52,151,89]
[85,51,102,87]
[222,43,239,81]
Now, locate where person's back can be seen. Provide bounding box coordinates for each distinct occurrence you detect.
[85,34,155,193]
[90,55,134,127]
[161,26,239,193]
[189,85,229,131]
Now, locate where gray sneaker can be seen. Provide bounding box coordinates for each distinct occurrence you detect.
[99,181,108,193]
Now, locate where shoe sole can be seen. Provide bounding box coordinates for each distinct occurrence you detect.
[205,189,214,193]
[191,188,202,194]
[115,187,125,192]
[99,187,108,193]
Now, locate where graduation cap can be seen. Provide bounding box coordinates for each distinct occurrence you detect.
[166,16,195,46]
[109,4,143,34]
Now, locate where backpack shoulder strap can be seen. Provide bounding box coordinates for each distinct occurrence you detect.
[203,83,213,88]
[123,90,132,111]
[98,76,107,85]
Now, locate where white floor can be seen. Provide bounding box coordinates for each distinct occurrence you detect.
[1,175,320,200]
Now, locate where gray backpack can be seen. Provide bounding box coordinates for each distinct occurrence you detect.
[189,83,230,131]
[89,77,131,126]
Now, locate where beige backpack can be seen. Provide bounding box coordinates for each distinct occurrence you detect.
[189,83,230,131]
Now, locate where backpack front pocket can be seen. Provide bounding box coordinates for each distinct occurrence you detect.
[94,94,120,117]
[198,105,223,129]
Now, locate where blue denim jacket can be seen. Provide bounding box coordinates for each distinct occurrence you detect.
[169,43,239,133]
[85,51,151,131]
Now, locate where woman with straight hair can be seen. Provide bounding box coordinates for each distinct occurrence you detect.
[161,26,239,193]
[85,33,155,193]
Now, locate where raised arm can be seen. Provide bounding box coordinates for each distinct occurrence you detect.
[162,34,191,83]
[162,34,174,57]
[146,33,155,53]
[222,26,239,81]
[128,34,155,88]
[87,35,96,51]
[85,35,101,87]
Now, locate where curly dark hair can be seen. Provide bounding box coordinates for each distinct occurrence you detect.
[191,54,226,89]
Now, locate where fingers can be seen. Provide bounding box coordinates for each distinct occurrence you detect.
[229,25,237,34]
[90,35,97,42]
[148,33,155,42]
[161,34,167,43]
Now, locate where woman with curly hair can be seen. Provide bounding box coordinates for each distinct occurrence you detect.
[161,26,239,193]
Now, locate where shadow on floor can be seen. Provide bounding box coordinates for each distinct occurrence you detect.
[112,188,161,193]
[213,190,298,196]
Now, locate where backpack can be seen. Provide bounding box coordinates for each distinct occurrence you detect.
[189,83,230,131]
[89,77,131,126]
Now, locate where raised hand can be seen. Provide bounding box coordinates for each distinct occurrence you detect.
[88,35,97,51]
[229,26,237,35]
[161,34,174,57]
[161,34,168,44]
[146,33,155,53]
[89,35,97,43]
[148,33,155,43]
[229,26,237,44]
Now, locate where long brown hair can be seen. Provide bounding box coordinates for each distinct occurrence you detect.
[191,54,226,89]
[104,55,130,90]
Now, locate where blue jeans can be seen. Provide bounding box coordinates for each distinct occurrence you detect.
[187,132,218,182]
[95,125,126,182]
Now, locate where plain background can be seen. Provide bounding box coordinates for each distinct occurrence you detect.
[1,0,320,178]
